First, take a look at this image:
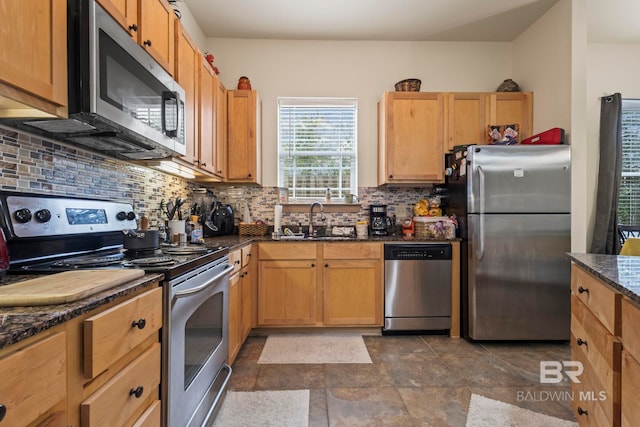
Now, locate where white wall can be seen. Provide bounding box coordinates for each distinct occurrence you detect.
[512,0,588,252]
[587,42,640,246]
[203,39,513,186]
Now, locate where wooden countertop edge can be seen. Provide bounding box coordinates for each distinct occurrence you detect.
[0,273,163,350]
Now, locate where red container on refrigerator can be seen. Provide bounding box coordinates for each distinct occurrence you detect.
[520,127,565,145]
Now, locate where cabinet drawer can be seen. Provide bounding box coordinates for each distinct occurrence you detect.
[622,350,640,427]
[241,244,253,267]
[571,264,621,335]
[132,400,161,427]
[621,297,640,359]
[81,343,161,427]
[322,242,382,260]
[0,332,66,427]
[571,295,621,425]
[84,287,162,378]
[230,249,242,274]
[259,242,317,260]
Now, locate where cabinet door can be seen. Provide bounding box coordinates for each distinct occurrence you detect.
[486,92,533,142]
[175,22,199,165]
[240,265,253,341]
[378,92,444,184]
[96,0,138,37]
[213,76,227,178]
[228,272,241,363]
[323,260,382,325]
[0,0,67,116]
[227,90,261,184]
[0,332,66,427]
[445,93,487,150]
[139,0,175,75]
[198,58,215,173]
[258,260,317,325]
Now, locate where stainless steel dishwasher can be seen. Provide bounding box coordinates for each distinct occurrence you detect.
[384,243,452,332]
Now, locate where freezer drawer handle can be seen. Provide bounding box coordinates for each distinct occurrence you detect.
[577,286,589,294]
[576,337,587,347]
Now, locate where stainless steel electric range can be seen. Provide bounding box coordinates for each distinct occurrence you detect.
[0,191,233,427]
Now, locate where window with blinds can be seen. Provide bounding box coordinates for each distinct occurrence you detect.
[277,98,357,200]
[619,99,640,225]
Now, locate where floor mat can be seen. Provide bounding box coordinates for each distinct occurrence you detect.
[258,333,372,364]
[212,389,309,427]
[465,393,577,427]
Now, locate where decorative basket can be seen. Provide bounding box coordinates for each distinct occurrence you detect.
[413,217,455,240]
[239,223,268,236]
[394,79,421,92]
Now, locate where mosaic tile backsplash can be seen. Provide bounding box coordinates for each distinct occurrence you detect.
[1,125,433,229]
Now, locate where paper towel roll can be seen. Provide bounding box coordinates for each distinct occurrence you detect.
[274,204,283,232]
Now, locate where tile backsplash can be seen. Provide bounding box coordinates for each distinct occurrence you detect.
[1,125,432,228]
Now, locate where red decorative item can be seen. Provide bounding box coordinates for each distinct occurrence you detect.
[204,52,220,75]
[520,127,565,145]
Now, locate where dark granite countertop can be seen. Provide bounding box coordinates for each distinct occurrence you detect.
[0,272,163,350]
[568,253,640,304]
[203,234,459,252]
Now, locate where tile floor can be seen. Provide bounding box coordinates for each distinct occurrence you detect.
[228,334,577,426]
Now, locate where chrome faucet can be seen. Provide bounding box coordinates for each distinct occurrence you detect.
[308,202,324,236]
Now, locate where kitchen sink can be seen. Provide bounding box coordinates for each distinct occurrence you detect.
[305,236,356,241]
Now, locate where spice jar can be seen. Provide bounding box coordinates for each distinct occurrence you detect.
[237,76,251,90]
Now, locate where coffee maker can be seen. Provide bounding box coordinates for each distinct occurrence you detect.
[369,204,389,236]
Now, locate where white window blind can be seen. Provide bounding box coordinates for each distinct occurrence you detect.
[619,99,640,225]
[278,98,357,200]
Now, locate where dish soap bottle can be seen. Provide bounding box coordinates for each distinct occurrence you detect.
[325,188,331,203]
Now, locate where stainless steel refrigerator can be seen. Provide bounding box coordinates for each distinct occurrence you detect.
[446,145,571,340]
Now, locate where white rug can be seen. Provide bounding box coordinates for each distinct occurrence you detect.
[212,390,309,427]
[466,394,578,427]
[258,333,372,364]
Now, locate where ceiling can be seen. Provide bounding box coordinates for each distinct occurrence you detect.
[179,0,640,43]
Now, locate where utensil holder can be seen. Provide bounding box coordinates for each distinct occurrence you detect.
[169,220,186,242]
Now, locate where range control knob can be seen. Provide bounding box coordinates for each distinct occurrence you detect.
[126,211,136,221]
[13,208,32,223]
[116,211,127,221]
[34,209,52,223]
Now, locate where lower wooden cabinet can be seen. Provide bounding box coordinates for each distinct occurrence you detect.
[0,331,67,426]
[228,244,256,364]
[258,260,318,325]
[257,242,383,327]
[81,343,161,427]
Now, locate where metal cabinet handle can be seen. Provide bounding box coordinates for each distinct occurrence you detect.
[143,39,152,47]
[131,318,146,329]
[310,263,315,267]
[576,338,587,346]
[577,407,588,416]
[325,264,329,268]
[128,24,138,32]
[129,386,144,398]
[578,286,589,294]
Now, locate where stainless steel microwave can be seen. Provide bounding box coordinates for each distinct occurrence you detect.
[6,0,186,160]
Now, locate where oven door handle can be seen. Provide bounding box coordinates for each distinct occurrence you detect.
[173,264,234,299]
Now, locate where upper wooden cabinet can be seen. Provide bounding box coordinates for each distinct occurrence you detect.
[0,0,67,118]
[213,77,228,179]
[378,92,445,185]
[445,92,533,151]
[227,90,262,184]
[97,0,175,75]
[174,21,199,166]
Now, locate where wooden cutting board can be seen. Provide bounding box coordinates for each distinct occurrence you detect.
[0,269,146,306]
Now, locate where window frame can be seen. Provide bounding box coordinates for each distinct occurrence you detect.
[618,99,640,225]
[277,97,358,202]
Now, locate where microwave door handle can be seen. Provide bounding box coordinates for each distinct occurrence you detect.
[173,264,234,299]
[162,91,179,137]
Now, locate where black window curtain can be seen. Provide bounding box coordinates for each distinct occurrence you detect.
[590,93,623,254]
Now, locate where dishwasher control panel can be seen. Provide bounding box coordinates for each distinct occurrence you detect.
[384,244,452,260]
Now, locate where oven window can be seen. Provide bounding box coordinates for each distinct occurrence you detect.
[184,291,223,389]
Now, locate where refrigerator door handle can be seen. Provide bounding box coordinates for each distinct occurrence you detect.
[476,166,485,261]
